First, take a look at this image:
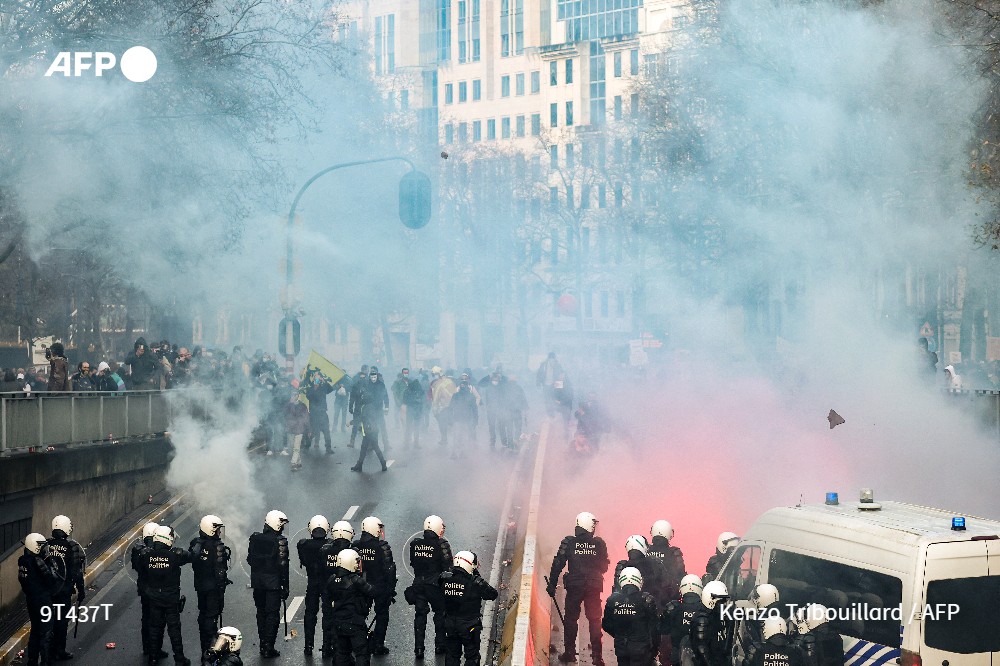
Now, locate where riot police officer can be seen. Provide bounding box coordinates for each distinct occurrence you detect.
[48,515,87,661]
[296,515,332,655]
[202,626,244,666]
[140,525,192,666]
[318,520,356,657]
[702,532,738,584]
[661,575,705,666]
[647,520,686,601]
[547,511,609,666]
[132,522,165,660]
[742,616,804,666]
[734,584,780,657]
[19,533,59,666]
[791,604,844,666]
[407,515,452,658]
[352,516,397,655]
[189,515,231,654]
[690,580,729,666]
[438,551,498,666]
[601,567,659,666]
[612,535,666,601]
[247,510,290,659]
[324,549,376,666]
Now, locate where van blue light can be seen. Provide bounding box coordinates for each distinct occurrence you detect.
[825,492,839,506]
[952,517,966,531]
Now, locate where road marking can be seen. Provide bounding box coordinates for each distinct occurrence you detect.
[284,595,305,624]
[343,505,359,520]
[386,459,395,468]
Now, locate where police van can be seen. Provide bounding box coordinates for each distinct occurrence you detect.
[717,490,1000,666]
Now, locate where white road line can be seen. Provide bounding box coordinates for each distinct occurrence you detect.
[284,595,305,624]
[343,505,360,520]
[386,459,395,468]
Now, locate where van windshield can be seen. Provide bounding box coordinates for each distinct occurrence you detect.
[925,576,1000,652]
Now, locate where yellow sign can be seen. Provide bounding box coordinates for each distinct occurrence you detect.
[298,350,347,407]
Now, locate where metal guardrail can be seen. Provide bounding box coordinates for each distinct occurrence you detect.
[0,391,172,453]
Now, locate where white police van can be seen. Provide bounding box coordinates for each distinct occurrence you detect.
[718,490,1000,666]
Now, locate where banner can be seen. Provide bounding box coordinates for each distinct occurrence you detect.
[298,350,347,406]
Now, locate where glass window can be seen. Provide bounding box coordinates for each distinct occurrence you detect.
[473,79,482,101]
[631,92,639,115]
[598,184,606,208]
[566,143,575,170]
[566,185,574,209]
[566,101,574,126]
[400,89,409,110]
[516,115,525,137]
[566,58,573,84]
[501,116,511,138]
[613,95,622,120]
[531,113,541,136]
[444,124,454,143]
[531,70,540,93]
[516,72,525,96]
[549,186,559,210]
[550,102,558,127]
[459,81,468,103]
[614,51,622,77]
[458,122,468,142]
[614,183,623,207]
[549,145,558,169]
[445,83,454,104]
[767,549,902,646]
[501,75,511,97]
[472,120,482,141]
[550,60,558,85]
[487,119,497,140]
[630,48,639,75]
[580,185,590,210]
[926,576,1000,651]
[719,545,761,602]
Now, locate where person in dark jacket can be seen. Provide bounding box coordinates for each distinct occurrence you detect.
[202,626,244,666]
[69,361,95,391]
[612,536,666,601]
[305,372,335,454]
[284,390,310,471]
[332,375,351,433]
[547,512,609,666]
[480,372,513,450]
[351,368,389,472]
[742,616,805,666]
[189,515,231,654]
[447,379,478,454]
[661,575,705,666]
[402,374,425,448]
[602,567,659,666]
[352,516,397,654]
[19,533,60,666]
[791,604,844,666]
[247,510,290,659]
[647,521,686,603]
[318,521,356,656]
[438,550,498,666]
[407,515,452,658]
[324,549,376,666]
[132,522,166,660]
[126,337,160,390]
[703,532,738,584]
[348,365,370,448]
[296,515,332,655]
[47,342,70,392]
[139,525,193,666]
[690,581,730,666]
[47,515,87,661]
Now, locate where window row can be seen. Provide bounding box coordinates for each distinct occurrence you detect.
[443,114,543,142]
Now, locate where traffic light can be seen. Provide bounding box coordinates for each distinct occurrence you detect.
[399,170,432,229]
[278,317,300,356]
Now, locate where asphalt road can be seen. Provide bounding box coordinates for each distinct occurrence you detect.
[57,425,522,666]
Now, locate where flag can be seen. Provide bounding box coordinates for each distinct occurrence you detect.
[298,350,346,407]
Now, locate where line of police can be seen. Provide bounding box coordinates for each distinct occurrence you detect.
[115,510,498,666]
[548,513,846,666]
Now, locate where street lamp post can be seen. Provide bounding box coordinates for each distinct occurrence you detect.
[280,156,431,374]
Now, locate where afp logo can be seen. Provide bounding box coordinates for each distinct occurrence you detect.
[45,46,157,83]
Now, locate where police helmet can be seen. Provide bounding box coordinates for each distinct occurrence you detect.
[454,551,477,574]
[650,520,674,541]
[335,548,362,573]
[575,512,598,533]
[24,533,47,555]
[678,574,704,597]
[701,580,729,610]
[716,531,739,554]
[362,516,384,538]
[751,583,780,610]
[142,521,160,539]
[214,626,243,652]
[761,615,787,640]
[431,366,443,376]
[331,521,355,541]
[793,606,810,635]
[265,510,289,532]
[200,514,224,538]
[618,566,643,590]
[154,525,175,547]
[803,603,830,630]
[424,515,445,537]
[308,515,331,536]
[624,534,648,556]
[52,515,73,536]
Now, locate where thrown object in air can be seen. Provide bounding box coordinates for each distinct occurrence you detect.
[827,409,845,429]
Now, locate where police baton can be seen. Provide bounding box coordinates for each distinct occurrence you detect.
[543,576,564,624]
[73,600,80,639]
[367,615,377,635]
[283,597,289,639]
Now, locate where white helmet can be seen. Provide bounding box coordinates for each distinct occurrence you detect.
[701,580,729,610]
[265,510,289,532]
[24,533,47,555]
[154,525,175,547]
[213,626,243,652]
[308,515,331,536]
[331,521,355,541]
[335,548,362,573]
[762,615,787,640]
[650,520,674,540]
[793,606,810,635]
[362,516,384,538]
[424,515,445,537]
[52,515,73,536]
[200,515,224,537]
[432,366,443,376]
[679,574,704,597]
[142,522,160,539]
[625,535,648,556]
[454,550,477,574]
[618,566,643,590]
[803,603,830,630]
[716,531,739,554]
[751,583,780,610]
[575,512,598,533]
